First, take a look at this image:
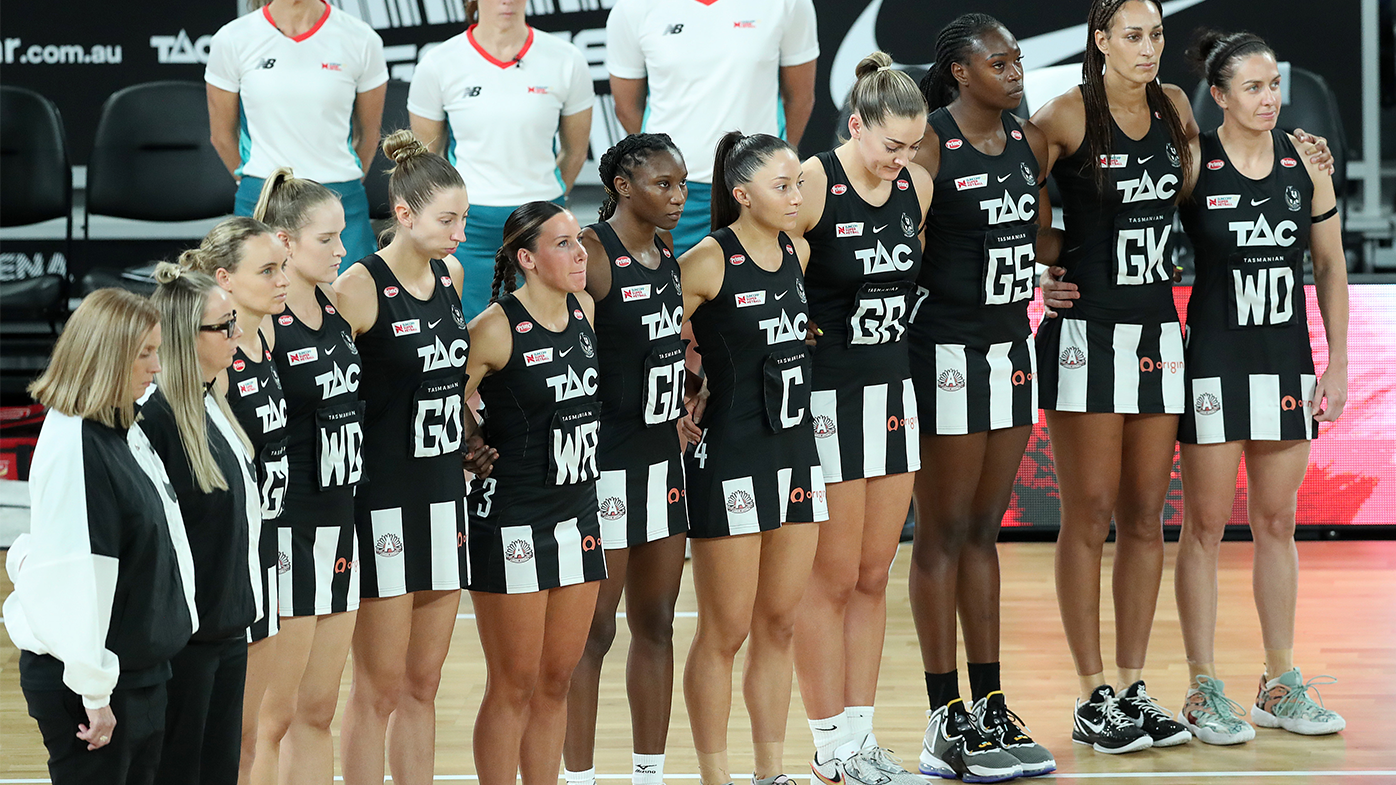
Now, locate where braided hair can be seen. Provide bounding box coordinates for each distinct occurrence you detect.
[1081,0,1192,190]
[918,14,1004,112]
[491,201,568,303]
[1187,28,1274,92]
[597,133,682,221]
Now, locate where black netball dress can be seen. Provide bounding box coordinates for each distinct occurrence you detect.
[227,330,285,641]
[686,227,827,538]
[589,222,689,548]
[1179,129,1318,444]
[272,288,362,616]
[467,293,608,593]
[804,150,921,481]
[353,255,470,597]
[1036,92,1186,414]
[913,109,1041,434]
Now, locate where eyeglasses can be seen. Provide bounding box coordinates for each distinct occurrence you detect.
[199,310,238,339]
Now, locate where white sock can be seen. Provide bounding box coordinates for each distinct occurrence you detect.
[565,768,596,785]
[846,705,876,750]
[633,753,665,785]
[810,712,853,762]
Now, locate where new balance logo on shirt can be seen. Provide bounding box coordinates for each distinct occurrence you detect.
[258,58,276,69]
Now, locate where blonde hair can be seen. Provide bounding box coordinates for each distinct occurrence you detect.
[382,129,465,216]
[252,167,339,236]
[179,216,274,277]
[848,51,928,129]
[28,289,160,430]
[151,262,253,493]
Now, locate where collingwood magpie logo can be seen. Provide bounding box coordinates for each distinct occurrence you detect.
[342,332,359,355]
[796,278,807,304]
[579,332,595,358]
[1195,392,1221,415]
[726,489,755,514]
[452,304,467,330]
[599,497,626,520]
[901,212,917,238]
[1021,162,1036,186]
[1059,347,1086,369]
[1167,143,1182,168]
[1285,185,1301,212]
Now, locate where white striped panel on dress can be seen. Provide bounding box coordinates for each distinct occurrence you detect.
[777,466,793,523]
[313,524,340,613]
[1249,374,1282,441]
[277,527,293,617]
[1191,376,1227,444]
[1301,373,1318,439]
[811,467,829,522]
[555,517,584,587]
[500,525,540,594]
[722,476,761,535]
[810,390,842,483]
[901,378,920,471]
[986,341,1014,429]
[265,565,278,635]
[935,344,969,434]
[645,460,669,543]
[347,534,361,611]
[1058,320,1090,411]
[596,469,629,549]
[862,383,889,478]
[1111,323,1143,414]
[1027,335,1040,421]
[1160,324,1185,413]
[370,507,407,597]
[429,500,460,590]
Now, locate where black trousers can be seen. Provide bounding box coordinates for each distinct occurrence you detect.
[152,637,248,785]
[24,681,168,785]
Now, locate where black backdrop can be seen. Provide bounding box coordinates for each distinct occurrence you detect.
[0,0,1366,166]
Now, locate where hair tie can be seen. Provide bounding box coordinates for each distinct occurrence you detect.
[877,65,894,72]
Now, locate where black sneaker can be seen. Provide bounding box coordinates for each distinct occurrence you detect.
[1117,680,1192,747]
[1072,685,1152,754]
[973,692,1055,777]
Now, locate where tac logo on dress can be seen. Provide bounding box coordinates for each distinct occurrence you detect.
[599,497,626,520]
[375,534,404,557]
[936,369,966,392]
[726,490,756,514]
[1195,392,1221,415]
[504,539,534,563]
[1059,347,1086,369]
[812,414,837,438]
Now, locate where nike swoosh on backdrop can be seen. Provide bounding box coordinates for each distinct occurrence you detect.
[829,0,1212,104]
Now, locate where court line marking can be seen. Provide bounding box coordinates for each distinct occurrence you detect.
[2,772,1393,783]
[0,612,703,626]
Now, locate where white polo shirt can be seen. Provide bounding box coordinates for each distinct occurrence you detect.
[205,3,388,183]
[407,27,594,206]
[605,0,819,184]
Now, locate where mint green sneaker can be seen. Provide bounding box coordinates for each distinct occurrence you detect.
[1176,675,1255,745]
[1252,668,1346,735]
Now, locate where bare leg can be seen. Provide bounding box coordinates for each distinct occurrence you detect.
[282,611,356,785]
[238,636,277,785]
[844,473,917,706]
[519,583,603,785]
[1243,440,1310,675]
[624,534,687,755]
[386,590,461,785]
[340,595,414,785]
[794,480,866,720]
[564,547,630,772]
[1176,441,1245,683]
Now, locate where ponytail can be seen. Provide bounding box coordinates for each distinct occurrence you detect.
[253,166,338,236]
[848,51,926,128]
[709,131,794,232]
[177,216,273,277]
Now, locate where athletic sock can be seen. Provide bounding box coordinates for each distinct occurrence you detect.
[633,753,665,785]
[925,669,960,710]
[565,768,596,785]
[968,662,1002,704]
[845,705,876,750]
[809,712,852,761]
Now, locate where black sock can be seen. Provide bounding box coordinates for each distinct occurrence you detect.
[968,662,1001,703]
[925,670,960,709]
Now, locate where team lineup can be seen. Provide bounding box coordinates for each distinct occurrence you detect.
[3,0,1353,784]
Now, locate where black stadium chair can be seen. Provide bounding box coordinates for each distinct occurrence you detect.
[365,79,413,223]
[0,86,71,400]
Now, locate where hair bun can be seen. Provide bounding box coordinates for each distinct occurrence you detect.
[855,50,895,81]
[153,261,184,285]
[383,129,429,165]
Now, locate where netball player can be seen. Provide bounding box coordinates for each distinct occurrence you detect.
[681,131,828,785]
[462,201,608,785]
[905,15,1056,779]
[176,218,292,785]
[8,290,196,785]
[142,265,262,785]
[206,0,387,266]
[408,0,593,321]
[334,131,475,785]
[785,52,931,785]
[562,134,690,785]
[1171,30,1348,744]
[1031,0,1334,754]
[252,171,361,784]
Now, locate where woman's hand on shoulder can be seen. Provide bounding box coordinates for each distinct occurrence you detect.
[331,264,378,336]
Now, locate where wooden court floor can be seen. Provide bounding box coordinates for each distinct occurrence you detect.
[3,540,1394,784]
